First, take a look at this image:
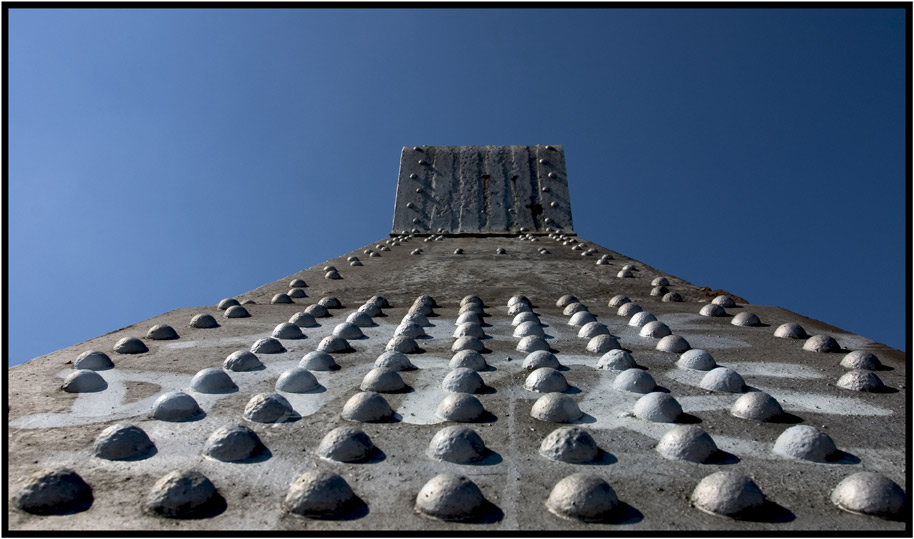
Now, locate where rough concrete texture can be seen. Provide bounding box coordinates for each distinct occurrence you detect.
[6,162,909,532]
[392,145,573,235]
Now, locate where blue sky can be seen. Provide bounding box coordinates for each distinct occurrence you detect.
[7,7,908,367]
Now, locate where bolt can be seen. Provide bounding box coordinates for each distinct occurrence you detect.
[409,173,418,179]
[548,172,557,179]
[418,159,428,165]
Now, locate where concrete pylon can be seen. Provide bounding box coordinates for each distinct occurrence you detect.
[7,146,906,532]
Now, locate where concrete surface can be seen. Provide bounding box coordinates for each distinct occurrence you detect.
[7,234,907,532]
[5,146,908,532]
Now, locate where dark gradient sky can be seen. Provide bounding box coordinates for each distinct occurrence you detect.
[7,7,908,367]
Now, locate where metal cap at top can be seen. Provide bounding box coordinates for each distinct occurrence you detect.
[392,145,574,235]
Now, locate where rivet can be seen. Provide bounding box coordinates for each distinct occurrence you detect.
[657,425,717,463]
[540,427,600,463]
[774,425,836,461]
[548,172,557,179]
[204,424,265,461]
[831,472,905,518]
[612,368,656,393]
[531,393,582,423]
[699,367,746,393]
[410,173,418,179]
[691,472,765,518]
[730,391,783,422]
[283,470,359,517]
[415,474,487,521]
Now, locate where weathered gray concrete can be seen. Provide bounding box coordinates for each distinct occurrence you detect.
[392,145,574,235]
[7,232,907,532]
[5,146,908,532]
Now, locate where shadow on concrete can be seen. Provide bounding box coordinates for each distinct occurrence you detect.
[311,496,370,521]
[165,493,227,520]
[361,448,387,464]
[742,500,795,523]
[268,413,301,424]
[610,501,644,525]
[235,364,266,372]
[573,413,597,424]
[677,413,702,424]
[162,411,207,423]
[828,450,861,465]
[109,445,158,462]
[293,385,326,394]
[229,446,273,464]
[770,412,804,424]
[381,385,415,395]
[466,450,503,466]
[199,385,239,395]
[708,450,740,465]
[472,500,505,524]
[590,449,618,466]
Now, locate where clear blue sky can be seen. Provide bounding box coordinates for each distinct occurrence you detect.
[7,7,908,367]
